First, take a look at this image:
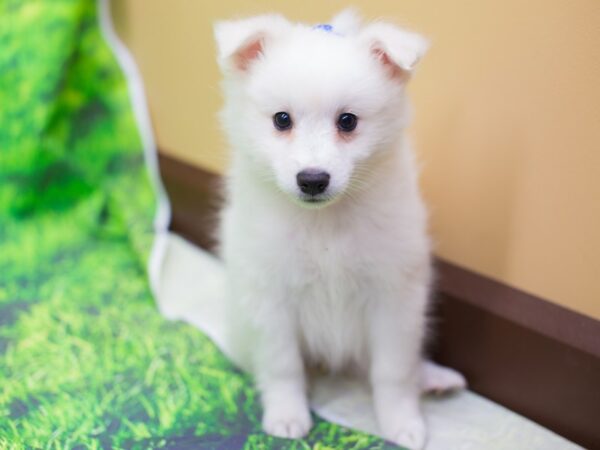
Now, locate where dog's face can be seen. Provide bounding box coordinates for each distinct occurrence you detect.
[215,12,427,207]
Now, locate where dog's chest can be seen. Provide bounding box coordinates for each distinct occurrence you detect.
[284,219,375,370]
[295,285,369,371]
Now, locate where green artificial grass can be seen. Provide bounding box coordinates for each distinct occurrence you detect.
[0,1,398,448]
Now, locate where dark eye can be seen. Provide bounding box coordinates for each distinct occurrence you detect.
[273,112,292,130]
[337,113,358,132]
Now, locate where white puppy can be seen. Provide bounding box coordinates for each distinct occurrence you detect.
[214,10,465,449]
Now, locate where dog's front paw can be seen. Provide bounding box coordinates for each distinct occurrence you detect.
[262,401,312,439]
[383,416,426,449]
[380,415,426,449]
[377,404,426,449]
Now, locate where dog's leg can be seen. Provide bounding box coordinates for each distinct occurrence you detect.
[368,286,428,450]
[255,307,312,439]
[420,360,467,394]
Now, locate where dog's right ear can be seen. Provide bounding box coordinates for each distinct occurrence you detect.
[214,15,288,75]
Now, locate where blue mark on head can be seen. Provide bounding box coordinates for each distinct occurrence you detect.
[313,23,334,33]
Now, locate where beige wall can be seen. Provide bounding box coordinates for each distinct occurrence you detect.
[113,1,600,319]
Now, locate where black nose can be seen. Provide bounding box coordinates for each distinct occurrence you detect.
[296,170,330,196]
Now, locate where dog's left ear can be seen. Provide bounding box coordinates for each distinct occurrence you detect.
[360,22,429,81]
[214,14,289,75]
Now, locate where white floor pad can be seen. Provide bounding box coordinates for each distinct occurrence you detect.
[156,232,581,450]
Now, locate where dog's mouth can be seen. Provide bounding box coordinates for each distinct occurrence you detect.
[302,196,326,203]
[296,193,337,208]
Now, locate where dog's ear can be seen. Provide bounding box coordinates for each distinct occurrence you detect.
[360,22,428,81]
[214,15,288,74]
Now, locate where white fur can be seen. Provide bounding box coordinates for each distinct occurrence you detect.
[214,10,464,449]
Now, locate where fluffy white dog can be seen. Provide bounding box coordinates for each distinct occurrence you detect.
[214,10,465,449]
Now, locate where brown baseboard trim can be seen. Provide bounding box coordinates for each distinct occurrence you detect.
[435,260,600,359]
[158,154,221,251]
[158,152,600,449]
[431,262,600,449]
